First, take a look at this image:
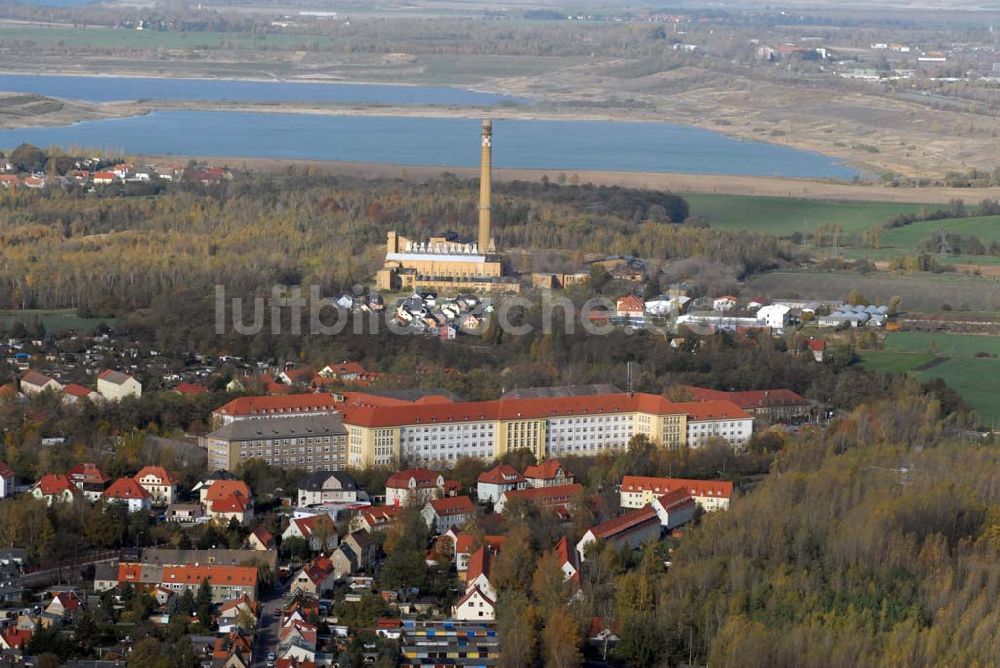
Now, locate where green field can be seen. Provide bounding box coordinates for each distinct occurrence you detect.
[858,331,1000,426]
[0,309,115,334]
[0,27,334,50]
[918,357,1000,428]
[682,194,927,237]
[856,351,936,374]
[884,331,1000,357]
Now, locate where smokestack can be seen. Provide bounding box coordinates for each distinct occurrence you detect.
[478,119,492,254]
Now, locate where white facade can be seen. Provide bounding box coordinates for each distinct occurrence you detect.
[756,304,791,330]
[399,421,495,466]
[98,374,141,401]
[686,417,753,448]
[543,413,634,456]
[451,586,495,621]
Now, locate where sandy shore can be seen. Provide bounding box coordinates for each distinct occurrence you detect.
[139,154,1000,203]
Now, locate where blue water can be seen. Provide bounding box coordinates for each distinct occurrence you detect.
[0,112,858,178]
[0,74,521,106]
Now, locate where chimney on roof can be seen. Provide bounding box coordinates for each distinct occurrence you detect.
[478,119,493,254]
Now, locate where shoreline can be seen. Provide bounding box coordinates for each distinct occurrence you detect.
[135,155,1000,204]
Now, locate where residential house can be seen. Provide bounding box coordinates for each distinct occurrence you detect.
[385,468,446,507]
[523,460,574,488]
[554,536,580,587]
[199,478,250,505]
[134,465,178,505]
[283,515,338,552]
[172,382,208,396]
[620,475,733,512]
[342,530,375,567]
[218,595,258,630]
[62,383,100,405]
[576,505,662,561]
[451,585,495,622]
[476,464,527,504]
[32,474,81,505]
[290,556,335,596]
[118,563,258,602]
[140,547,277,573]
[97,369,141,401]
[713,296,738,312]
[350,505,401,533]
[103,478,152,513]
[0,461,15,499]
[807,338,826,362]
[494,483,583,514]
[757,304,791,330]
[328,544,358,580]
[165,503,204,523]
[615,295,645,323]
[650,489,697,530]
[20,370,62,397]
[464,545,498,600]
[44,591,83,620]
[210,494,254,526]
[67,462,111,501]
[0,627,31,651]
[247,526,275,551]
[422,496,476,534]
[297,470,360,507]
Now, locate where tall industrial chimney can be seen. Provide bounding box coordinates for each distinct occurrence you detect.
[478,119,493,254]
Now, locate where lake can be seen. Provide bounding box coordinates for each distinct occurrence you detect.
[0,112,859,178]
[0,74,522,106]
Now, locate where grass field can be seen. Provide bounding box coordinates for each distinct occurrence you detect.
[884,331,1000,357]
[682,194,928,237]
[0,26,334,50]
[858,331,1000,426]
[856,351,936,373]
[918,357,1000,427]
[0,309,115,334]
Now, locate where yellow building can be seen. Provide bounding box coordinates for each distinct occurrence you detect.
[340,392,750,469]
[376,120,519,294]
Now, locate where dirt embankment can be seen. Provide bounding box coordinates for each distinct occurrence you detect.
[0,92,141,128]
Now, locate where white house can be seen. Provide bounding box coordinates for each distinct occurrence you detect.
[134,466,178,505]
[712,296,738,312]
[20,371,62,397]
[756,304,791,330]
[476,464,527,504]
[103,478,152,513]
[385,468,445,507]
[97,369,141,401]
[422,496,476,534]
[451,585,495,621]
[283,515,339,552]
[297,471,360,507]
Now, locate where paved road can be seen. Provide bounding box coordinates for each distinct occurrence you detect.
[252,583,287,667]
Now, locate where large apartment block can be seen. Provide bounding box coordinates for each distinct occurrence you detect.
[202,414,348,473]
[340,392,753,469]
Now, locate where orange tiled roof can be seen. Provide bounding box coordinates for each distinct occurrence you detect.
[213,393,336,417]
[428,495,475,516]
[523,459,569,481]
[588,505,659,541]
[477,464,525,485]
[105,478,150,500]
[386,468,441,489]
[501,483,583,506]
[621,476,733,499]
[135,465,178,485]
[205,480,252,502]
[680,386,807,410]
[162,564,257,587]
[36,473,75,496]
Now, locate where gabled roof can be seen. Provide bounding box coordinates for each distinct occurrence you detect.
[21,370,57,388]
[680,386,808,410]
[135,465,178,485]
[162,564,257,587]
[251,526,275,547]
[477,464,525,485]
[466,546,495,583]
[588,505,659,541]
[523,459,571,481]
[1,627,31,649]
[290,514,335,539]
[205,480,252,502]
[212,495,251,513]
[68,462,109,484]
[386,468,441,489]
[0,461,13,479]
[454,584,495,609]
[213,393,337,417]
[500,483,583,506]
[105,478,151,500]
[428,495,475,517]
[655,488,695,512]
[35,474,76,496]
[63,383,97,398]
[358,505,401,527]
[299,470,357,492]
[621,476,733,500]
[98,369,135,385]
